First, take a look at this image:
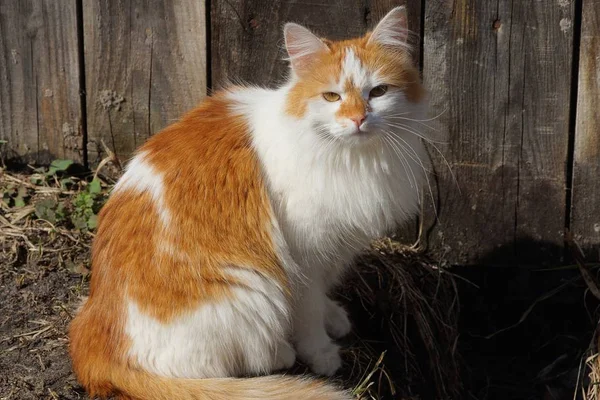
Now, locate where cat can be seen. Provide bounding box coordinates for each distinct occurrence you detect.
[69,6,428,400]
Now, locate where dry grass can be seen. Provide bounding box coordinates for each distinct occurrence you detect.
[583,352,599,400]
[1,165,461,399]
[342,238,462,399]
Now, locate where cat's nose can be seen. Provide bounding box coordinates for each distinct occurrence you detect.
[350,115,366,128]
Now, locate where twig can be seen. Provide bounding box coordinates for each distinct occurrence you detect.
[100,138,123,172]
[12,325,53,339]
[47,388,59,400]
[482,276,580,339]
[57,303,73,320]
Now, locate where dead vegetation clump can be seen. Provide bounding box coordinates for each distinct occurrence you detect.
[583,349,599,400]
[341,238,462,399]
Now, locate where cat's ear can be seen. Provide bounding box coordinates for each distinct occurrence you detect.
[284,23,329,75]
[367,6,410,49]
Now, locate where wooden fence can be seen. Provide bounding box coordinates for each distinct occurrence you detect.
[0,0,598,265]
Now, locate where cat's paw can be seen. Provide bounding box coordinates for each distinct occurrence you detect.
[325,298,352,339]
[297,337,342,376]
[273,341,296,371]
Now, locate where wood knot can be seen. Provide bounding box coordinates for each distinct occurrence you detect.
[248,18,259,30]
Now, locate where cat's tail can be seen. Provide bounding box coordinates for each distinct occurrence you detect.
[107,366,352,400]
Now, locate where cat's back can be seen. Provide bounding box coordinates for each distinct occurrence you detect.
[109,91,267,212]
[90,91,281,293]
[138,92,257,173]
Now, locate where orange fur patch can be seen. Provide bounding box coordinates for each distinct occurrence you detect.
[336,84,367,121]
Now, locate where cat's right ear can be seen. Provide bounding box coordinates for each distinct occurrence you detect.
[284,23,329,75]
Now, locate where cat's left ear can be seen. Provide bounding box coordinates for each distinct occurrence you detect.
[284,23,329,75]
[367,6,410,49]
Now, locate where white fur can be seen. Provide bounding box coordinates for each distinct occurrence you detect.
[325,297,352,339]
[368,6,411,49]
[341,49,369,90]
[227,55,428,373]
[113,151,171,225]
[125,266,294,378]
[284,23,329,74]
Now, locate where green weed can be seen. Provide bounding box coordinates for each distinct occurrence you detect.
[2,159,109,232]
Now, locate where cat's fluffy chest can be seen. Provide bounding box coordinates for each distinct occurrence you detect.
[283,156,404,222]
[271,149,420,266]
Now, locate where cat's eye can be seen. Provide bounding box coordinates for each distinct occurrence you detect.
[369,85,388,98]
[323,92,341,102]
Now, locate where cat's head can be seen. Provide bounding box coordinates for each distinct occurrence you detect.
[284,7,425,145]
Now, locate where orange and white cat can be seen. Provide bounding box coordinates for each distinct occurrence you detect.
[69,7,428,400]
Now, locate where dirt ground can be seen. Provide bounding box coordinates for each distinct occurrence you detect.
[0,231,90,399]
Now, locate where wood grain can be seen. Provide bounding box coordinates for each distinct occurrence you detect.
[83,0,206,164]
[210,0,422,88]
[571,0,600,261]
[423,0,574,265]
[0,0,83,164]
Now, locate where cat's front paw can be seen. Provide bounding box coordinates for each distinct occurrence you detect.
[273,341,296,371]
[325,298,352,339]
[297,337,342,376]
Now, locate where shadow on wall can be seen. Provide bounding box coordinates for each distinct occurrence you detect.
[2,149,62,168]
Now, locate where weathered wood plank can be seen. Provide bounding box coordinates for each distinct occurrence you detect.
[423,0,574,265]
[572,0,600,261]
[211,0,422,88]
[83,0,206,164]
[0,1,83,164]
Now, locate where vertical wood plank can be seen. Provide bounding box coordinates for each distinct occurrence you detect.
[210,0,422,88]
[572,0,600,261]
[423,0,574,265]
[83,0,206,164]
[0,1,83,164]
[512,1,573,263]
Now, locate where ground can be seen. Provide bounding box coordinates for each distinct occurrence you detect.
[0,222,89,399]
[1,164,598,400]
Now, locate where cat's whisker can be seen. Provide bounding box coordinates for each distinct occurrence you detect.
[383,110,413,117]
[312,126,343,157]
[383,131,438,218]
[385,139,435,219]
[386,107,448,123]
[381,135,411,187]
[381,130,433,173]
[384,123,459,191]
[384,122,447,144]
[386,116,439,132]
[382,135,418,195]
[383,134,422,199]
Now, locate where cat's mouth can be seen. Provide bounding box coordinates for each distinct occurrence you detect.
[336,129,380,145]
[316,123,380,146]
